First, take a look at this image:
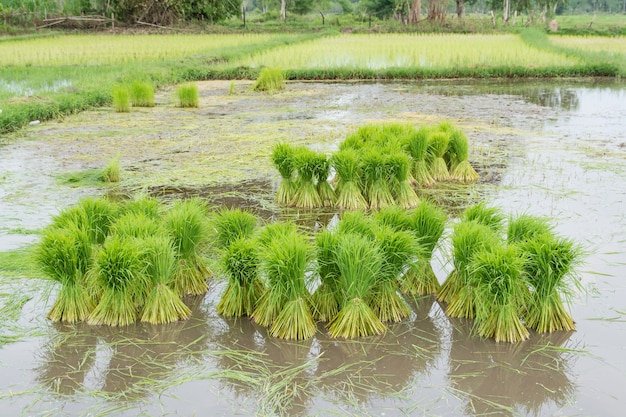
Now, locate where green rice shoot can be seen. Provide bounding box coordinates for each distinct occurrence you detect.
[177,83,199,108]
[129,81,155,107]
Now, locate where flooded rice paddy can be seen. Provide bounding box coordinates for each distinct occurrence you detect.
[1,80,625,416]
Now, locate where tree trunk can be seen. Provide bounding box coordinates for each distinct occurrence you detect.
[503,0,510,24]
[409,0,421,23]
[280,0,286,21]
[456,0,463,18]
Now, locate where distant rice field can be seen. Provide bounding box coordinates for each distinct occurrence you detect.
[0,34,277,66]
[241,34,582,70]
[550,35,626,55]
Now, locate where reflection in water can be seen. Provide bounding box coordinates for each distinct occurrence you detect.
[314,295,442,405]
[37,294,212,400]
[447,315,576,417]
[36,322,98,395]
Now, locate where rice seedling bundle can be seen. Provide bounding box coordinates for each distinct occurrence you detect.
[387,152,420,209]
[163,198,211,296]
[369,227,416,323]
[177,83,199,108]
[427,131,451,182]
[313,153,336,207]
[339,124,382,152]
[271,143,297,205]
[312,229,342,322]
[328,233,386,338]
[507,214,554,244]
[337,210,378,240]
[52,197,118,245]
[110,212,161,240]
[401,201,447,296]
[520,233,581,333]
[373,206,411,232]
[331,149,367,210]
[292,147,323,209]
[217,237,265,318]
[252,67,285,93]
[112,86,130,113]
[362,151,395,210]
[438,221,500,316]
[255,221,298,248]
[118,195,163,220]
[37,226,94,323]
[462,202,505,234]
[447,129,479,184]
[212,208,258,250]
[129,81,155,108]
[470,245,530,343]
[256,231,315,340]
[101,158,121,183]
[140,236,191,324]
[405,126,435,187]
[87,236,149,327]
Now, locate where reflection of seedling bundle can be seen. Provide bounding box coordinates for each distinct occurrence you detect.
[271,122,479,209]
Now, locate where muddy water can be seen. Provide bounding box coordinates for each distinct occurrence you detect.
[1,80,625,416]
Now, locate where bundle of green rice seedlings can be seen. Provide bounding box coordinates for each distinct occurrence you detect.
[339,124,381,151]
[163,198,211,296]
[87,236,149,326]
[311,230,342,322]
[369,227,417,323]
[507,214,554,244]
[438,221,499,308]
[252,67,284,93]
[112,86,130,112]
[520,233,581,333]
[405,127,435,188]
[140,236,191,324]
[261,232,316,340]
[446,224,504,320]
[462,202,505,234]
[212,208,258,250]
[387,152,420,209]
[427,131,451,183]
[312,153,336,207]
[328,233,386,338]
[337,210,377,240]
[373,206,411,232]
[401,201,447,296]
[255,221,298,248]
[53,198,118,245]
[332,149,368,210]
[109,212,161,239]
[471,245,530,343]
[271,143,297,205]
[37,226,94,323]
[447,129,479,184]
[381,123,415,146]
[251,222,298,326]
[362,151,395,210]
[118,195,162,220]
[217,237,265,318]
[129,81,155,107]
[292,147,322,209]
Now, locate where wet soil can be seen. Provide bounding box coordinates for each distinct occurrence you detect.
[1,80,625,416]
